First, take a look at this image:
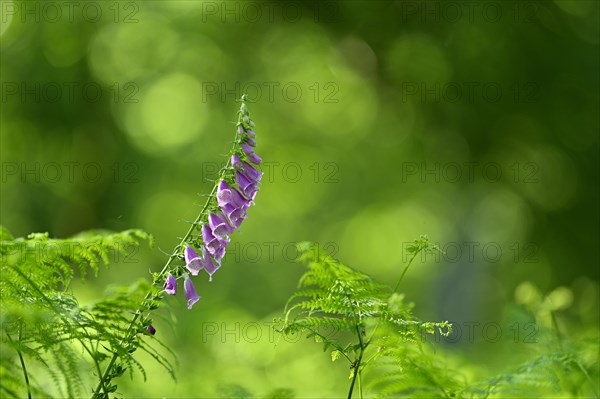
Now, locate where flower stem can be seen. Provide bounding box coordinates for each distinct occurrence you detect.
[91,97,249,399]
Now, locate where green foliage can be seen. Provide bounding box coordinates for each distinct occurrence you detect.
[278,239,599,398]
[277,239,451,398]
[216,384,295,399]
[458,338,599,399]
[365,304,599,398]
[366,332,463,399]
[0,97,253,398]
[280,240,449,347]
[0,226,174,398]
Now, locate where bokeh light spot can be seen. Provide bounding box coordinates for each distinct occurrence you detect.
[340,202,446,273]
[520,146,579,211]
[465,187,532,244]
[386,34,452,84]
[88,14,178,83]
[121,73,207,154]
[42,21,85,67]
[0,1,14,37]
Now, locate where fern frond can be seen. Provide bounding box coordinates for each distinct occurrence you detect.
[464,349,599,398]
[366,333,463,399]
[280,242,452,374]
[0,226,163,398]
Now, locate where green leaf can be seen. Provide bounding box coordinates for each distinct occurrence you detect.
[331,350,341,362]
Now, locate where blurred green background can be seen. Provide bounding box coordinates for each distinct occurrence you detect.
[1,0,598,397]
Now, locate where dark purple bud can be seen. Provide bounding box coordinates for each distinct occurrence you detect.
[231,153,243,170]
[164,273,177,295]
[184,246,204,276]
[245,136,256,147]
[241,142,255,155]
[146,325,156,335]
[248,153,262,164]
[184,276,200,310]
[242,142,262,165]
[245,165,263,184]
[232,154,263,183]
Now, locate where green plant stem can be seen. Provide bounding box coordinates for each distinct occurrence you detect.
[364,248,425,347]
[351,244,429,396]
[348,324,365,399]
[91,182,221,398]
[7,329,32,399]
[91,101,248,398]
[576,360,599,398]
[393,250,420,293]
[301,325,353,363]
[358,370,363,399]
[91,202,216,397]
[8,262,116,398]
[80,330,109,397]
[548,308,564,351]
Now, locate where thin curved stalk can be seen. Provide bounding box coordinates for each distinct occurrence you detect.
[92,98,248,398]
[393,249,420,293]
[7,329,32,399]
